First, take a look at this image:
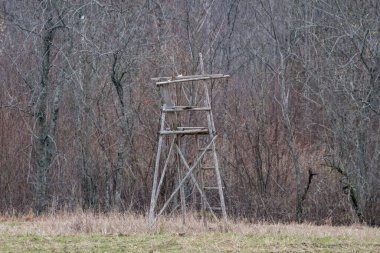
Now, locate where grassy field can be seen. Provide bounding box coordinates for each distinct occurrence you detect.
[0,213,379,252]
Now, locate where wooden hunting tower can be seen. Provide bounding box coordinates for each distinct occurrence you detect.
[148,54,229,228]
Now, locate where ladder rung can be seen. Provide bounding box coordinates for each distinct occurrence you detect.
[198,148,212,152]
[159,129,209,135]
[177,127,207,130]
[163,106,211,112]
[201,166,215,170]
[152,74,228,82]
[203,186,222,190]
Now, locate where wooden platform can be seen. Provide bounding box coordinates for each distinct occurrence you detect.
[159,127,209,135]
[152,74,230,86]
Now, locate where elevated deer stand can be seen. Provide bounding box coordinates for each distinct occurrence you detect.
[148,55,229,229]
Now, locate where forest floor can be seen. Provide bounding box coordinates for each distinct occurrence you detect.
[0,212,379,252]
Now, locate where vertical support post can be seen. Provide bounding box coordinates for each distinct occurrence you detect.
[211,139,228,226]
[192,136,199,210]
[199,53,207,226]
[176,137,186,226]
[154,135,176,205]
[200,53,228,228]
[201,160,207,227]
[196,135,206,226]
[148,109,166,226]
[199,53,205,75]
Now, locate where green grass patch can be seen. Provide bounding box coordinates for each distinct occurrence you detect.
[1,218,379,252]
[1,232,379,252]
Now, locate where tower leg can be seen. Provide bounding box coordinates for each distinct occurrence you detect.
[148,135,163,226]
[201,163,207,227]
[203,79,228,229]
[176,138,186,226]
[211,140,228,227]
[148,111,166,226]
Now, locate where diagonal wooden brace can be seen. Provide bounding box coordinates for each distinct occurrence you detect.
[151,136,218,225]
[153,135,177,207]
[175,145,218,221]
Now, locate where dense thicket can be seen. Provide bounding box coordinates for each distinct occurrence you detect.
[1,0,379,225]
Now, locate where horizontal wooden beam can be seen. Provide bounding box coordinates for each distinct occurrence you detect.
[159,129,209,135]
[203,187,224,190]
[154,74,230,86]
[152,74,206,81]
[152,74,227,81]
[198,148,212,152]
[162,106,211,112]
[201,166,215,170]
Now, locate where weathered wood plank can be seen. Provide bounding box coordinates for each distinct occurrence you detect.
[152,74,228,82]
[155,74,230,86]
[154,136,176,206]
[148,111,166,226]
[162,106,211,112]
[203,186,224,190]
[159,129,209,135]
[201,166,215,170]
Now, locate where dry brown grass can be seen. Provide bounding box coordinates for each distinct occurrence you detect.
[0,211,378,237]
[0,211,222,235]
[0,212,379,252]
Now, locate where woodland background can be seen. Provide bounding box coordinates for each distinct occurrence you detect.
[0,0,379,226]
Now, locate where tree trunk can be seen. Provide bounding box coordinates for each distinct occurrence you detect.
[114,104,127,211]
[278,52,303,223]
[34,1,55,215]
[111,53,128,211]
